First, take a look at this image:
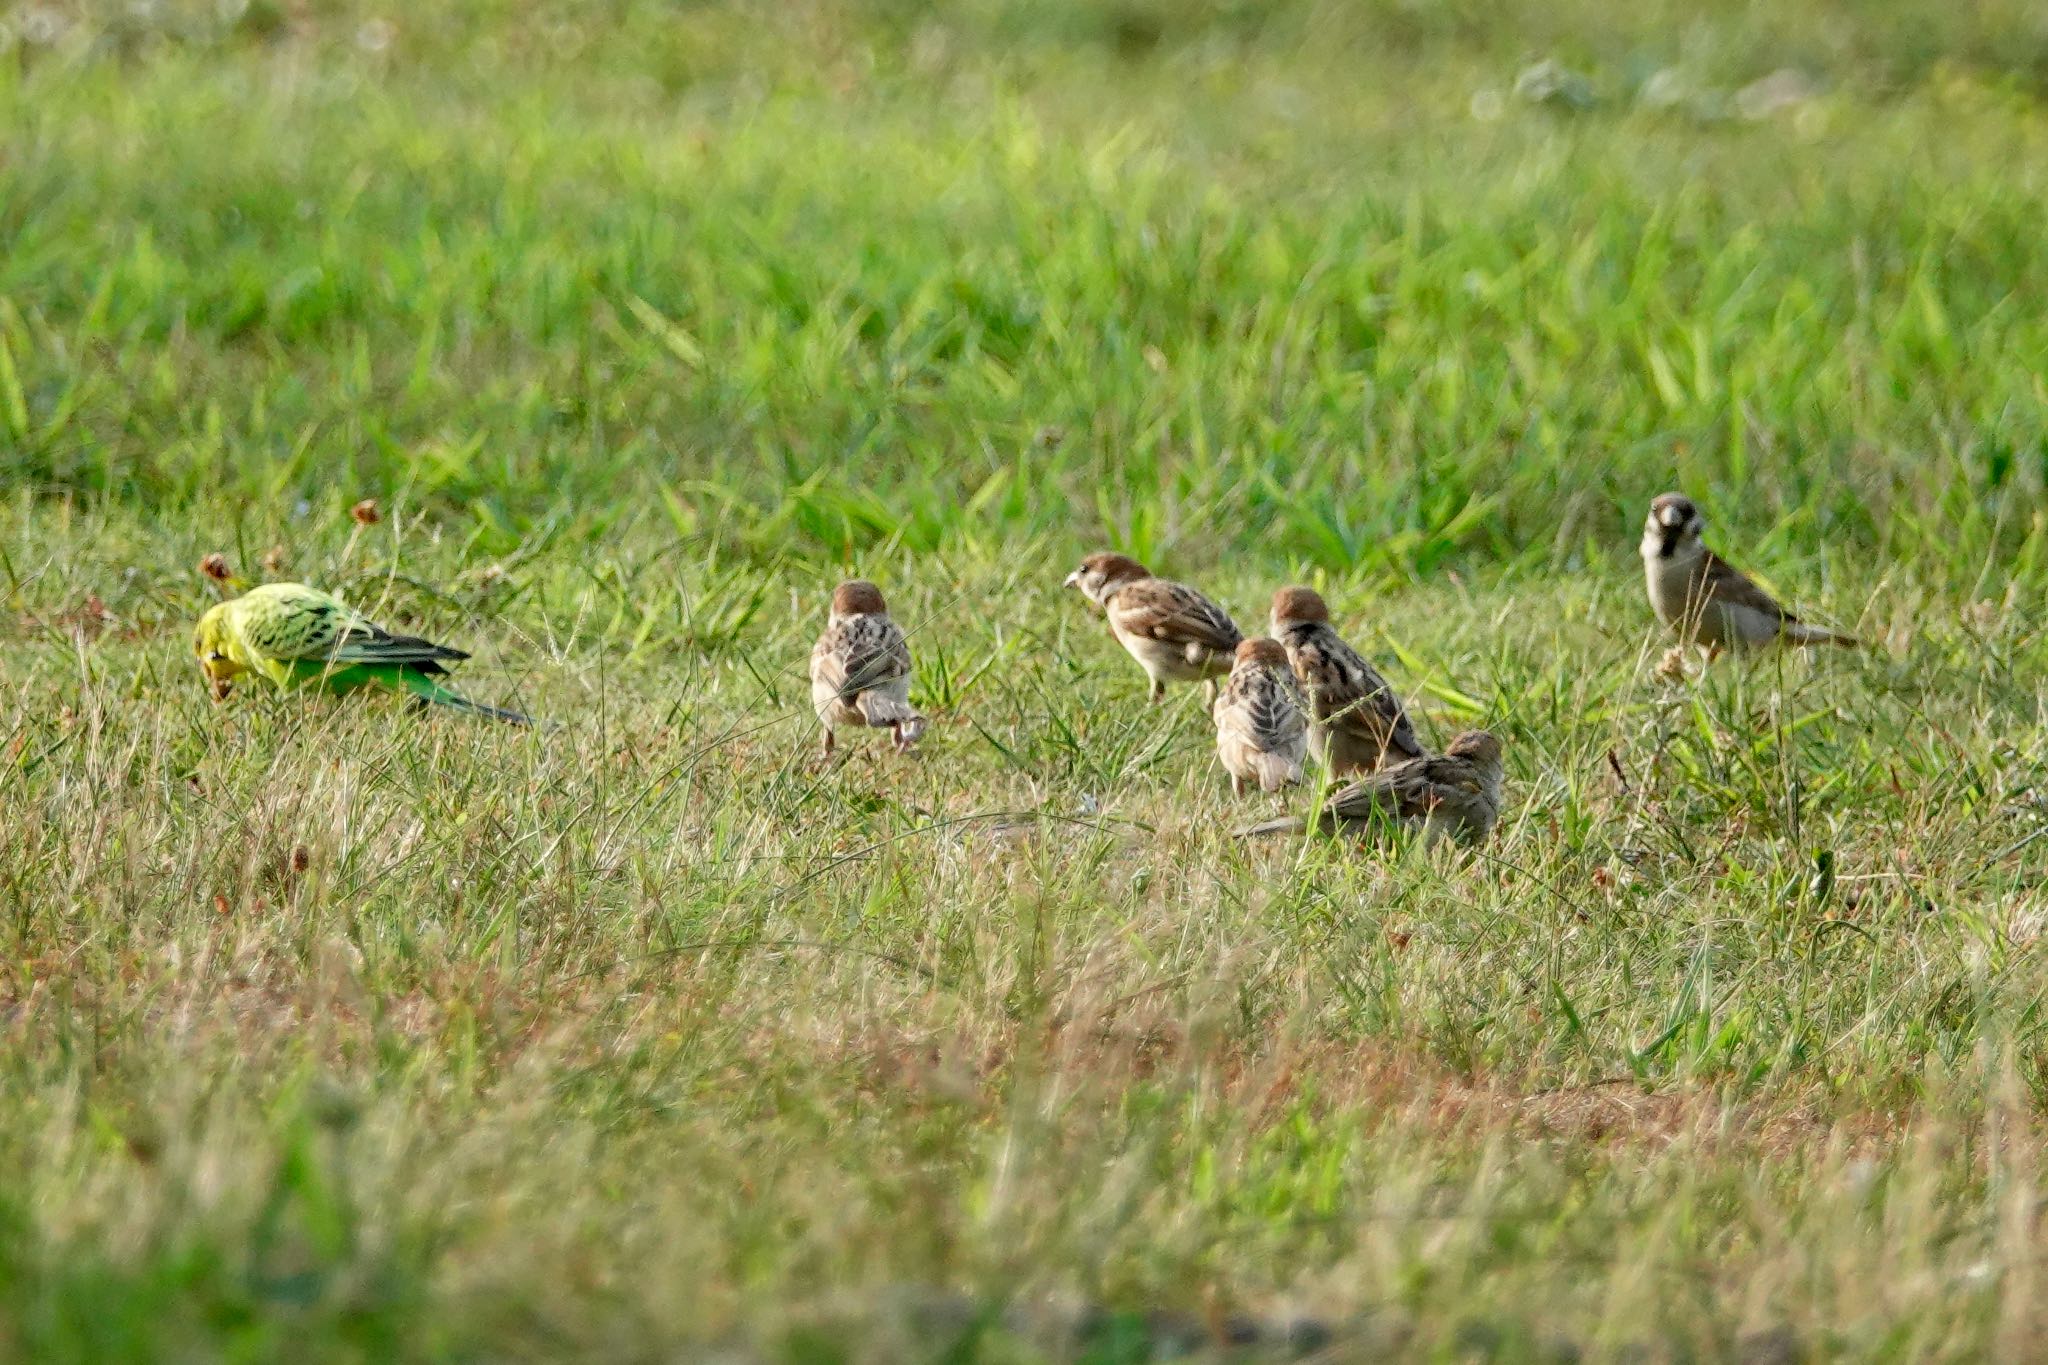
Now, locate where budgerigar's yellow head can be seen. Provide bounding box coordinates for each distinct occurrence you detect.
[194,603,241,699]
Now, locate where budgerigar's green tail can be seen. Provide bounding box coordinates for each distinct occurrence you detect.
[272,657,533,725]
[399,671,534,725]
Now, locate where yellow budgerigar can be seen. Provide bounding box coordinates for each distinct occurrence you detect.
[194,582,531,723]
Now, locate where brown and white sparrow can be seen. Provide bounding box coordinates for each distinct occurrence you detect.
[1641,493,1857,661]
[1212,638,1309,796]
[1063,552,1243,702]
[1237,730,1504,843]
[1269,585,1424,775]
[809,580,927,758]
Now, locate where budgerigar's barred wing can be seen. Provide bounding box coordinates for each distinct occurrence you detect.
[1284,623,1422,761]
[1107,580,1243,655]
[812,615,911,701]
[240,588,466,673]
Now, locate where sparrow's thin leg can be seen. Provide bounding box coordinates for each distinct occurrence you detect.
[1231,774,1245,798]
[820,727,836,760]
[1148,678,1165,704]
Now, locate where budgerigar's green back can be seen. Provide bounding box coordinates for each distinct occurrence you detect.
[212,583,528,722]
[222,584,461,687]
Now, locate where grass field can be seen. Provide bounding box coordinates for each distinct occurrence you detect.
[6,0,2048,1357]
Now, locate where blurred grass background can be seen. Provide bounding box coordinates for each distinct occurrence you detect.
[5,0,2048,1359]
[6,0,2048,578]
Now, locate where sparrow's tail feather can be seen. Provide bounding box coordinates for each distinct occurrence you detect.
[1234,815,1310,839]
[1786,623,1859,648]
[856,693,927,750]
[856,692,922,728]
[1250,754,1303,793]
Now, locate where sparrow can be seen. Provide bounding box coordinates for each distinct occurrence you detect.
[1269,585,1424,774]
[1640,493,1858,660]
[1237,730,1505,843]
[1063,552,1243,702]
[1212,638,1309,796]
[809,579,927,758]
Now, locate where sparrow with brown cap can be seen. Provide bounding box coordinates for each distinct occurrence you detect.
[1212,638,1309,797]
[810,580,927,758]
[1063,552,1243,702]
[1640,493,1857,665]
[1269,585,1423,775]
[1237,730,1505,843]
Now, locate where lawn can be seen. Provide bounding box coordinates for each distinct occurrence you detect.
[4,0,2048,1357]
